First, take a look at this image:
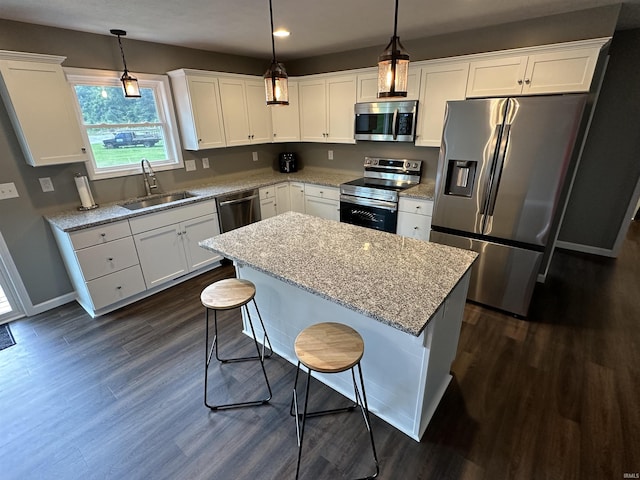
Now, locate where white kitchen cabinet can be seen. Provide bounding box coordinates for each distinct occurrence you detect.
[304,184,340,221]
[0,51,88,166]
[356,67,421,102]
[415,61,469,147]
[219,77,271,146]
[130,201,221,288]
[271,81,300,142]
[51,220,146,317]
[260,183,292,219]
[167,69,226,150]
[289,182,306,213]
[299,74,356,143]
[396,197,434,241]
[466,40,603,98]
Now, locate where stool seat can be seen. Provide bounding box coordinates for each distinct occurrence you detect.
[294,322,364,373]
[201,278,255,310]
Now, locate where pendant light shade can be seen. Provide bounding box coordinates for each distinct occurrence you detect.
[377,0,409,98]
[110,29,141,98]
[264,0,289,105]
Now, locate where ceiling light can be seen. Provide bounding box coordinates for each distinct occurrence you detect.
[110,29,141,98]
[273,30,290,37]
[264,0,289,106]
[377,0,409,98]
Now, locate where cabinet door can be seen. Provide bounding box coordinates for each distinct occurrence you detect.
[305,196,339,221]
[260,198,277,219]
[134,224,188,288]
[416,62,469,147]
[466,55,528,98]
[299,79,328,142]
[356,68,421,102]
[275,183,291,214]
[219,78,251,146]
[186,76,226,149]
[396,211,431,241]
[522,47,599,95]
[245,79,272,143]
[289,182,306,213]
[272,81,300,142]
[0,59,87,166]
[326,75,356,143]
[182,213,222,271]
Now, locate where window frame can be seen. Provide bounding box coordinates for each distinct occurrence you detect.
[64,67,184,181]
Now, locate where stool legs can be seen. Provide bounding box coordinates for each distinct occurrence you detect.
[204,299,273,410]
[290,362,380,480]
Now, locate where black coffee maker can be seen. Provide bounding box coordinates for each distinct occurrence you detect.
[279,152,298,173]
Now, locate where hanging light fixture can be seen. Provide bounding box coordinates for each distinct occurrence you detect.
[377,0,409,98]
[110,29,141,98]
[263,0,289,105]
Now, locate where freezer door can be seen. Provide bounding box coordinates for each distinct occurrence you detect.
[430,231,543,317]
[484,95,587,246]
[433,98,508,234]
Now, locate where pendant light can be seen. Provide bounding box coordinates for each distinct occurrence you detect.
[263,0,289,105]
[110,29,141,98]
[377,0,409,98]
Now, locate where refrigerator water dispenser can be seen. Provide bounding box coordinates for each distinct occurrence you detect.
[445,160,476,197]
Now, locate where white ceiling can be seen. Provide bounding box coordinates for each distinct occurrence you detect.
[1,0,639,60]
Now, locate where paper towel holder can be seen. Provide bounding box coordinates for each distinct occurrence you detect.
[74,173,99,211]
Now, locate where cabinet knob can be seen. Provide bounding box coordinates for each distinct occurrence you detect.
[177,231,182,236]
[416,206,420,209]
[116,286,122,290]
[100,233,106,237]
[198,138,202,142]
[517,79,523,85]
[182,230,187,235]
[414,226,418,230]
[525,78,531,84]
[107,257,113,262]
[81,147,87,153]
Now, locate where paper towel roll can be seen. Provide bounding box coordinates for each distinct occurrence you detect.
[74,175,96,209]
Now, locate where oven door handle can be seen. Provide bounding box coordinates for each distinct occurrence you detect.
[340,195,397,212]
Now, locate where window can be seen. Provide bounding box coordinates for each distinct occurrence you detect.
[65,68,183,180]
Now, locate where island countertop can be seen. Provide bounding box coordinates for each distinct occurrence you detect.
[199,211,477,336]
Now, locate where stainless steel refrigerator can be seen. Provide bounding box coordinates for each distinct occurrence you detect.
[430,95,587,316]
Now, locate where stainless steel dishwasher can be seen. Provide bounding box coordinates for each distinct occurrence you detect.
[215,188,261,233]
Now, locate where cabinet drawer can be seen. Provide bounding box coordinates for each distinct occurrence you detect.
[70,220,132,249]
[75,236,139,281]
[259,186,276,200]
[86,265,146,311]
[304,184,339,201]
[398,197,433,216]
[129,200,216,234]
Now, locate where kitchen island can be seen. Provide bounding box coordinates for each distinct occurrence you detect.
[199,212,477,440]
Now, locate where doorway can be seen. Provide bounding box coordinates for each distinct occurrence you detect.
[0,232,24,325]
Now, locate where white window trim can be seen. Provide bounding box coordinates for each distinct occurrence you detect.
[64,67,184,181]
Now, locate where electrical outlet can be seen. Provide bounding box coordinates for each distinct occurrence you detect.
[39,177,54,192]
[0,182,19,200]
[328,150,334,160]
[252,151,259,162]
[202,157,210,169]
[185,159,196,172]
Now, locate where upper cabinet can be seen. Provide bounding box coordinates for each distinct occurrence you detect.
[271,81,300,143]
[168,69,226,150]
[0,51,88,166]
[415,61,469,147]
[219,77,272,146]
[356,67,421,102]
[299,74,356,143]
[466,39,605,98]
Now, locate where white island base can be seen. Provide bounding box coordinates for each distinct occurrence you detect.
[235,263,471,441]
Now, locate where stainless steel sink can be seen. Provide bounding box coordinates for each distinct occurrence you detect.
[121,192,195,210]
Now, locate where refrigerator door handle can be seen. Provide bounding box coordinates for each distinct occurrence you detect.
[480,124,504,217]
[486,124,511,217]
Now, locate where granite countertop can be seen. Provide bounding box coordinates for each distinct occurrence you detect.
[45,167,436,232]
[199,211,477,336]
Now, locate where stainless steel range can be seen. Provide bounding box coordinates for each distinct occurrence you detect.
[340,157,422,232]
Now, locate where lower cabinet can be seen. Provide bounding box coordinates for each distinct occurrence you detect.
[259,183,290,220]
[396,197,434,241]
[130,201,221,288]
[304,184,340,221]
[289,182,306,213]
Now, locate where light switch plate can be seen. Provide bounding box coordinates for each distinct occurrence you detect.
[252,151,258,161]
[185,159,196,172]
[202,157,209,169]
[0,182,19,199]
[39,177,54,192]
[328,150,334,160]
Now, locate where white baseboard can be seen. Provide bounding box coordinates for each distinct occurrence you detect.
[27,292,77,316]
[555,240,616,258]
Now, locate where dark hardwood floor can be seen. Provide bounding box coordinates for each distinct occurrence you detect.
[1,222,639,480]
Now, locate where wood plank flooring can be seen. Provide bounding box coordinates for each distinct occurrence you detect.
[1,222,639,479]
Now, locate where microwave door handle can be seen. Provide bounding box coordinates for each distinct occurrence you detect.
[392,109,398,140]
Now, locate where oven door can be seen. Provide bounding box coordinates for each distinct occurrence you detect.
[340,195,398,233]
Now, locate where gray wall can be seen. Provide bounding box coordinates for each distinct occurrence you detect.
[0,5,625,307]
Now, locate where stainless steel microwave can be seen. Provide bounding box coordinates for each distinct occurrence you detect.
[354,100,418,142]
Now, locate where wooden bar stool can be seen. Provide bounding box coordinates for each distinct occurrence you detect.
[201,278,273,410]
[290,322,379,479]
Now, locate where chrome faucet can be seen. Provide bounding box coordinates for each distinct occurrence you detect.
[141,158,158,196]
